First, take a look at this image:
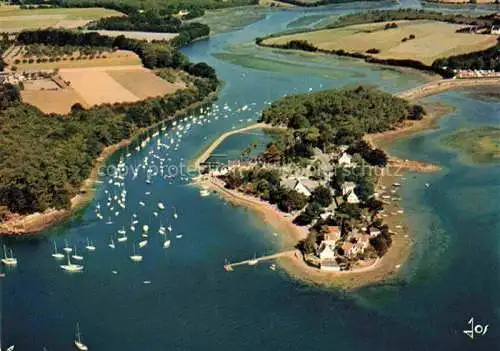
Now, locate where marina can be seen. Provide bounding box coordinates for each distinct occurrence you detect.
[1,2,499,350]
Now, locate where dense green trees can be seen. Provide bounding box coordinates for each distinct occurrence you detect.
[260,86,422,164]
[293,202,323,226]
[432,42,500,72]
[88,11,210,46]
[16,29,217,73]
[310,185,332,207]
[0,84,21,109]
[221,167,309,213]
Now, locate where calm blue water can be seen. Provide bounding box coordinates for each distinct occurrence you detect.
[2,2,499,350]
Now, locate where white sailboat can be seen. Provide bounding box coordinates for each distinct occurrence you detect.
[60,253,83,272]
[85,238,96,252]
[158,223,166,235]
[63,240,72,253]
[117,229,128,243]
[157,202,165,210]
[1,246,17,266]
[129,245,143,262]
[72,246,83,261]
[108,238,115,249]
[74,322,88,351]
[163,240,171,248]
[138,240,148,248]
[51,241,64,259]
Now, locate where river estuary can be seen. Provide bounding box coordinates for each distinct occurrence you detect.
[1,1,499,350]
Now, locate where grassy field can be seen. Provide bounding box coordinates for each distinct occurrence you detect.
[264,20,499,65]
[0,5,122,31]
[441,127,500,164]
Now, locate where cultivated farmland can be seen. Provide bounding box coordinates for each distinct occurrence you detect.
[5,46,141,70]
[264,20,500,65]
[0,5,123,32]
[20,66,185,114]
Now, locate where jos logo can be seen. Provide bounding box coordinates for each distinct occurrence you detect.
[463,317,489,340]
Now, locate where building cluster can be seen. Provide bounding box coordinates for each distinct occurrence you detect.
[453,69,500,79]
[0,72,26,85]
[455,24,500,34]
[317,225,381,272]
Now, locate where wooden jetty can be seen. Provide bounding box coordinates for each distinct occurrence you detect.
[224,250,296,271]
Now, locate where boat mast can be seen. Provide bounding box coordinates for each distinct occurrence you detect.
[76,322,82,343]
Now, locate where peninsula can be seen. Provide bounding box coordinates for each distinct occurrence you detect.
[196,86,436,288]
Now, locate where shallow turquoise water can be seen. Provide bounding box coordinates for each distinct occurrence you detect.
[1,2,499,350]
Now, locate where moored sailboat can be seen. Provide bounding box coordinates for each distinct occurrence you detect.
[74,322,88,350]
[52,241,64,259]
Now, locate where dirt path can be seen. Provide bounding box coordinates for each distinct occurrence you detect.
[397,77,500,100]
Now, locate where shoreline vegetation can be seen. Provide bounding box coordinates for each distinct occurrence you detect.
[193,87,451,289]
[0,27,220,235]
[0,87,221,236]
[256,9,500,77]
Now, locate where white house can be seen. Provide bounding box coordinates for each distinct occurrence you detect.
[347,191,360,204]
[281,178,320,198]
[319,244,340,271]
[341,181,356,196]
[338,152,353,167]
[320,211,335,220]
[294,181,312,197]
[211,167,229,177]
[369,228,381,238]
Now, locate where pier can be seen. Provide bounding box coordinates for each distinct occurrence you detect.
[191,123,282,170]
[224,250,297,271]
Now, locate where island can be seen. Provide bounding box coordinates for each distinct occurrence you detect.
[195,86,439,287]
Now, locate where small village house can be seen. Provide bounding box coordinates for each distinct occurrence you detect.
[347,191,360,204]
[341,181,356,196]
[281,177,321,198]
[319,243,340,271]
[337,152,353,167]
